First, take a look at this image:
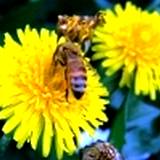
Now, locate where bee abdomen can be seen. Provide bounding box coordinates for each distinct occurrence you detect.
[71,75,87,99]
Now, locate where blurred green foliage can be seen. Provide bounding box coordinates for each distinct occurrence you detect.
[1,0,160,160]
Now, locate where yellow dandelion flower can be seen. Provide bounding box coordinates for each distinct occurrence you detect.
[92,2,160,100]
[0,25,108,159]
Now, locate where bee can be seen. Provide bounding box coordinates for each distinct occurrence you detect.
[57,13,104,52]
[52,41,87,100]
[81,141,124,160]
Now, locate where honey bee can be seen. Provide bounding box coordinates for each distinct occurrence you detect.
[81,141,124,160]
[52,41,87,100]
[57,13,104,52]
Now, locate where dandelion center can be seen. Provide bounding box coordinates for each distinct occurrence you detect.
[116,24,160,67]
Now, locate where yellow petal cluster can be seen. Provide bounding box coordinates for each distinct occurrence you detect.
[92,2,160,100]
[0,26,108,159]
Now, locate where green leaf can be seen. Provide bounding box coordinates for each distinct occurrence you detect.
[109,98,126,150]
[48,151,79,160]
[63,153,80,160]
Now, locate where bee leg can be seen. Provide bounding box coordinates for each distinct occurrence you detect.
[65,88,69,102]
[64,68,70,102]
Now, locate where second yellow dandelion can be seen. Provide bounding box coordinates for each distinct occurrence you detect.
[92,2,160,100]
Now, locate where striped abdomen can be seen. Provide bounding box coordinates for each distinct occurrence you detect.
[67,58,87,99]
